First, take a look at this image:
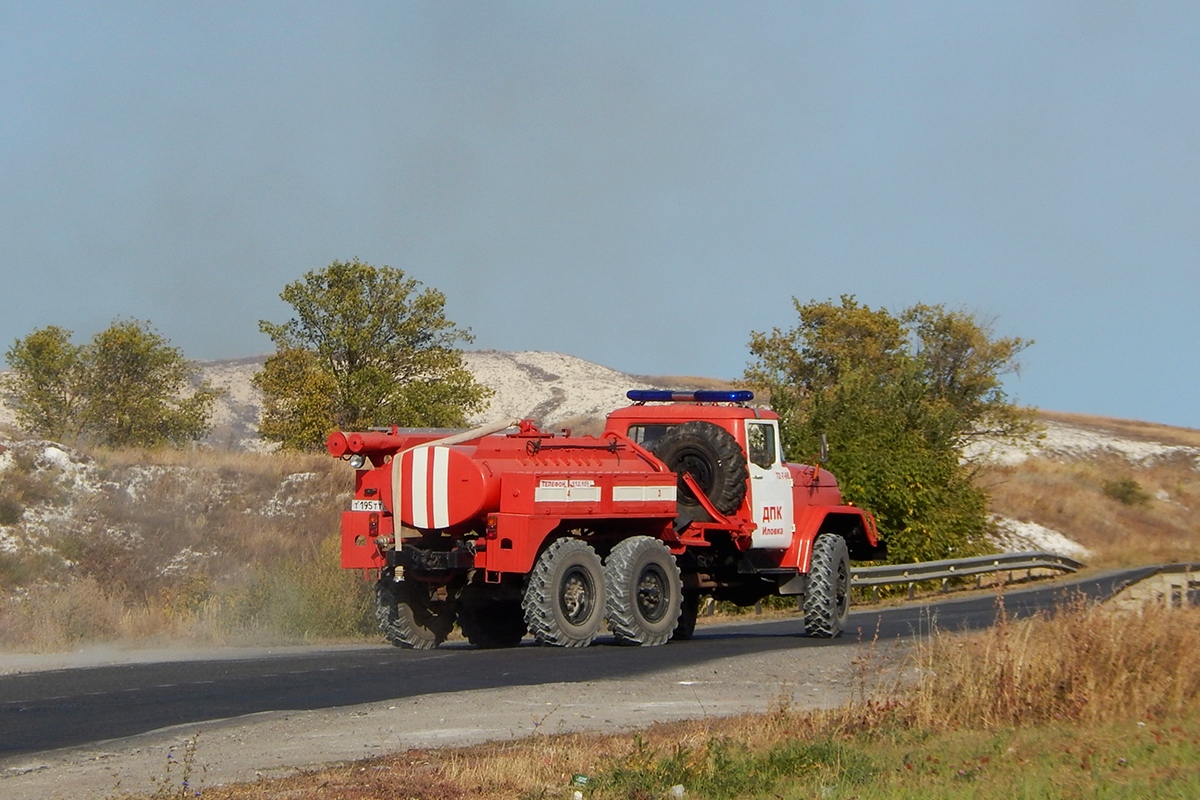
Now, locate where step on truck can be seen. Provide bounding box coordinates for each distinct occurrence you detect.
[326,389,881,649]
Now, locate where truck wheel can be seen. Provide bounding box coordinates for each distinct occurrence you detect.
[803,533,850,638]
[376,579,455,649]
[523,538,606,647]
[605,536,683,646]
[652,421,748,518]
[670,589,701,641]
[459,585,527,648]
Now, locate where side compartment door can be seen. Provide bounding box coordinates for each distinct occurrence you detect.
[745,420,794,549]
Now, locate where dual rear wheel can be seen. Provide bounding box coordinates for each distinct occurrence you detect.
[521,536,685,648]
[375,580,455,650]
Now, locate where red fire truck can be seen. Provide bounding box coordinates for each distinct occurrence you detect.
[327,390,880,649]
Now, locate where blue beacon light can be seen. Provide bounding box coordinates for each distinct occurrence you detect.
[626,389,754,403]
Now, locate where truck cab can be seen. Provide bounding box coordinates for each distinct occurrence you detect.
[606,390,873,557]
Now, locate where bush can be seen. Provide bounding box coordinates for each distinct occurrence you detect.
[0,496,22,525]
[216,536,375,640]
[1102,476,1151,507]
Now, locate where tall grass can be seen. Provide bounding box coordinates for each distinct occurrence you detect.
[902,595,1200,729]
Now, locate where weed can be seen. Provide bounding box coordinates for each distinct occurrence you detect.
[113,734,206,800]
[591,732,872,799]
[903,595,1200,730]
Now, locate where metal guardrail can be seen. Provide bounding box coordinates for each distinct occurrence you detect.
[851,551,1085,599]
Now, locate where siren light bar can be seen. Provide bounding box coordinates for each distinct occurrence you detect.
[626,389,754,404]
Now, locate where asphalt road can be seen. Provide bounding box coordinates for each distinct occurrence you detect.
[0,566,1157,758]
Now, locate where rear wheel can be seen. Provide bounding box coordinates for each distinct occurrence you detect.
[376,579,456,649]
[671,589,701,641]
[605,537,682,646]
[459,583,527,648]
[803,534,850,638]
[523,538,606,647]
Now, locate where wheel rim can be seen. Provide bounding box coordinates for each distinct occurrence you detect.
[675,448,714,502]
[559,565,595,625]
[635,564,669,623]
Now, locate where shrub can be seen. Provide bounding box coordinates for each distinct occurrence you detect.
[1102,476,1151,507]
[0,496,22,525]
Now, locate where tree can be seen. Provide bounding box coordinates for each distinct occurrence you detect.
[746,296,1036,563]
[256,259,492,450]
[3,320,220,447]
[2,326,85,440]
[80,320,221,448]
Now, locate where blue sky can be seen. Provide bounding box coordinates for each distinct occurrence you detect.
[2,3,1198,428]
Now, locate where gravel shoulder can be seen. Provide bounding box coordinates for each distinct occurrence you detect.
[0,625,895,800]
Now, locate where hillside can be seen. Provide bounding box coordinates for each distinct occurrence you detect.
[188,350,686,449]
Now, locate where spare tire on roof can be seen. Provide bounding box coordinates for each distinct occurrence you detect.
[651,421,749,519]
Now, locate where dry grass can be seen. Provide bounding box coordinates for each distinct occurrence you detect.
[980,453,1200,565]
[903,594,1200,730]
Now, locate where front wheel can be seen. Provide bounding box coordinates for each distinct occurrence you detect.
[605,536,682,646]
[523,538,606,647]
[376,579,456,649]
[803,533,850,638]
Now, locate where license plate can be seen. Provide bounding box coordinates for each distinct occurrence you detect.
[350,499,384,512]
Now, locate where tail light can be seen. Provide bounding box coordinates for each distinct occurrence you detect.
[485,513,498,540]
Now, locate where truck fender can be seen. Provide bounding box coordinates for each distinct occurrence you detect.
[477,514,561,575]
[781,507,879,572]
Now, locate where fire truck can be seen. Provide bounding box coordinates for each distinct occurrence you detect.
[326,390,880,649]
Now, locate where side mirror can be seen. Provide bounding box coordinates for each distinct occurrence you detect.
[819,434,829,464]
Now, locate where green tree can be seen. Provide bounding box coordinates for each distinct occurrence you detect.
[3,325,85,440]
[80,320,221,447]
[746,296,1036,563]
[3,320,220,447]
[256,259,491,450]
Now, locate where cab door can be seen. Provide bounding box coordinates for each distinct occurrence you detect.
[745,420,794,549]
